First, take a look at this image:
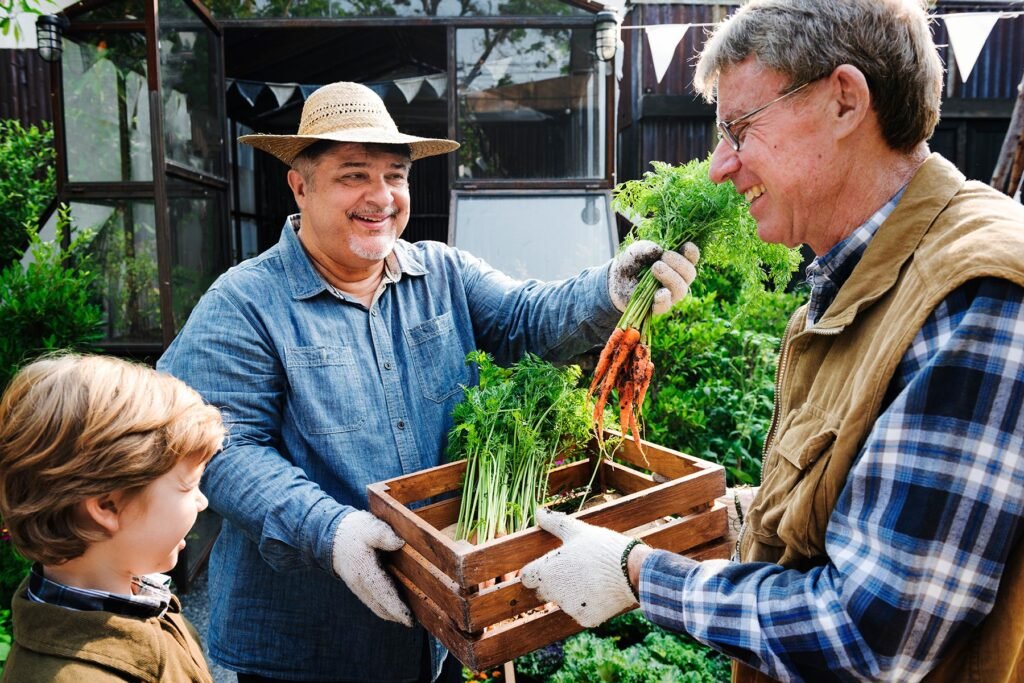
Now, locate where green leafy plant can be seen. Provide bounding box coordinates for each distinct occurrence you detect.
[516,611,731,682]
[0,205,104,390]
[0,536,29,617]
[0,0,54,44]
[0,119,55,269]
[0,607,12,676]
[643,267,806,486]
[590,158,801,442]
[446,351,593,542]
[0,526,29,676]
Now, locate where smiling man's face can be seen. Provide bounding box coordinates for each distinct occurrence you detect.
[709,58,842,254]
[290,142,412,272]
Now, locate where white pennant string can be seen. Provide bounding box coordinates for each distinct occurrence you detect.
[484,56,513,84]
[268,84,298,108]
[645,24,689,84]
[394,76,425,103]
[944,12,1000,82]
[424,74,448,98]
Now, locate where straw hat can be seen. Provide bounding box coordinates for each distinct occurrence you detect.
[238,81,460,165]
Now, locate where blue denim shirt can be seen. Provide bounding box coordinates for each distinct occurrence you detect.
[158,219,620,681]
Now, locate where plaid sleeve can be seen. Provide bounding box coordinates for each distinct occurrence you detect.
[640,277,1024,682]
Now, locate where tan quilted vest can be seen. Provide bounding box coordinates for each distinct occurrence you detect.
[733,154,1024,683]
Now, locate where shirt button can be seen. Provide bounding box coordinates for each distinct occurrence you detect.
[371,309,378,317]
[383,361,393,370]
[397,420,405,429]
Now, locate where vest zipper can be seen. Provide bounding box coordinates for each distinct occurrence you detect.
[735,311,844,559]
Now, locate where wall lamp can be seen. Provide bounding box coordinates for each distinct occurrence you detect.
[36,14,70,63]
[594,10,619,62]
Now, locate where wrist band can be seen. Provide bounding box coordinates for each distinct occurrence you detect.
[620,538,645,600]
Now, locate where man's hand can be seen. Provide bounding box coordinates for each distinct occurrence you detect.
[609,240,700,315]
[520,509,638,628]
[332,510,413,627]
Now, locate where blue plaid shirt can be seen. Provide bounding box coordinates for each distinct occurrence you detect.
[27,564,171,618]
[639,194,1024,681]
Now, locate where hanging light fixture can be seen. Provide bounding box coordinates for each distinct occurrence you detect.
[594,10,619,63]
[36,14,70,63]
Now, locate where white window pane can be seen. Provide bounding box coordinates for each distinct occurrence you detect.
[453,194,616,281]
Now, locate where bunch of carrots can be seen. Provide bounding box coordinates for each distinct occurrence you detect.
[589,157,800,443]
[588,300,654,445]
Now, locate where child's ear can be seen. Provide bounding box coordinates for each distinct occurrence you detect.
[81,493,123,534]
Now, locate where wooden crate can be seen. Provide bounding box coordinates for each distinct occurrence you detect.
[367,432,730,672]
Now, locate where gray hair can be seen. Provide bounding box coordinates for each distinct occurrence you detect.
[694,0,943,152]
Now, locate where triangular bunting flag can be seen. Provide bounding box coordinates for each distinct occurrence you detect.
[484,56,513,83]
[645,24,689,84]
[235,81,264,107]
[299,84,320,99]
[394,76,425,103]
[944,12,999,82]
[425,74,448,98]
[268,83,298,107]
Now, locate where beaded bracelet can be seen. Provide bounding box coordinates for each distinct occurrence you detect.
[620,538,645,600]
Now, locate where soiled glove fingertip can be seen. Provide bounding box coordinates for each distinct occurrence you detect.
[519,563,541,589]
[680,241,700,264]
[379,533,406,552]
[652,289,672,316]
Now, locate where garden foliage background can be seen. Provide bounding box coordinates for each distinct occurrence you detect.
[503,265,805,682]
[0,119,104,671]
[0,117,806,679]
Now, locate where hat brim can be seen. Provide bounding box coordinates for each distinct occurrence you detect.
[238,127,460,165]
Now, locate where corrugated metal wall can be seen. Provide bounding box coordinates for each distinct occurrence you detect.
[0,49,51,125]
[618,2,1024,187]
[618,3,724,179]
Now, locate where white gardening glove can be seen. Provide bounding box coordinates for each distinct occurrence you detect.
[520,509,638,628]
[608,240,700,315]
[332,510,413,627]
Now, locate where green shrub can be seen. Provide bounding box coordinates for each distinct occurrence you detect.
[516,611,731,682]
[0,607,11,676]
[643,267,806,486]
[0,120,55,269]
[0,541,29,617]
[0,532,29,675]
[0,205,104,390]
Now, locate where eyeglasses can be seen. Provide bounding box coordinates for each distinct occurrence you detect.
[717,80,813,152]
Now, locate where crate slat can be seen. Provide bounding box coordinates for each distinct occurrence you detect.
[367,431,728,671]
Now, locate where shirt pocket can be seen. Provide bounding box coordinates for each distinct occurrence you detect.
[285,345,367,434]
[748,403,840,559]
[405,312,470,404]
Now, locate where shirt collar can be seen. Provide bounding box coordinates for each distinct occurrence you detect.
[804,185,907,327]
[279,214,428,301]
[28,564,171,619]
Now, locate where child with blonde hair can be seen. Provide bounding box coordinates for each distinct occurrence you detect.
[0,353,225,682]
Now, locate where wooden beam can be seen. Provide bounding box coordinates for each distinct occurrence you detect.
[638,94,715,119]
[992,70,1024,198]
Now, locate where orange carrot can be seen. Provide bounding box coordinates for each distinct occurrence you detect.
[629,398,643,446]
[618,377,636,442]
[604,327,640,388]
[635,360,655,413]
[593,328,640,436]
[588,327,626,395]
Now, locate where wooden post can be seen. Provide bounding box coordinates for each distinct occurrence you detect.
[991,68,1024,198]
[503,660,517,682]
